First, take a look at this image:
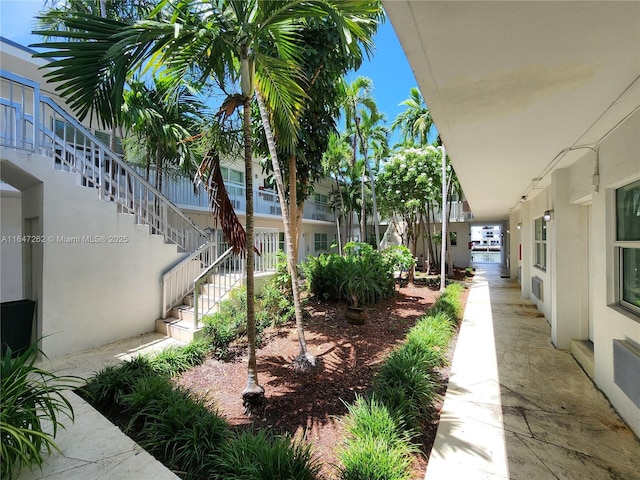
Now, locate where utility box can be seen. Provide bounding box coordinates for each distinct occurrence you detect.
[1,299,35,357]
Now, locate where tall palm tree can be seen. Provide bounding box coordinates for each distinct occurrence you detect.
[34,0,381,413]
[356,108,388,247]
[339,76,381,244]
[322,132,354,253]
[391,87,434,147]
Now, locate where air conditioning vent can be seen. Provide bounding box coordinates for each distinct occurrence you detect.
[531,276,543,300]
[613,340,640,408]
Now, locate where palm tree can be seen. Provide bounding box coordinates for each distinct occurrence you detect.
[34,0,382,413]
[391,87,434,147]
[356,108,388,247]
[339,76,382,245]
[121,76,205,188]
[322,132,353,253]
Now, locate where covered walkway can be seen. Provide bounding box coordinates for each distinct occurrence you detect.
[426,264,640,479]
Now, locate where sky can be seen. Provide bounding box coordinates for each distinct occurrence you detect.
[0,1,418,146]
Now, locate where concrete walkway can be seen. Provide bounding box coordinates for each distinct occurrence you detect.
[426,264,640,480]
[19,333,183,480]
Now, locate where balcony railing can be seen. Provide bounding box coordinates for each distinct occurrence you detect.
[158,172,335,222]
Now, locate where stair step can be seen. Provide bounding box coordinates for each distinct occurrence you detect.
[155,318,203,343]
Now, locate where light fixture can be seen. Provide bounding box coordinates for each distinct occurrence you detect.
[517,223,522,230]
[543,210,553,222]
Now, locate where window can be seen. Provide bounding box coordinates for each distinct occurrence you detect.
[450,231,457,246]
[616,180,640,315]
[279,232,285,252]
[534,217,547,270]
[220,166,244,185]
[314,233,328,252]
[314,193,328,205]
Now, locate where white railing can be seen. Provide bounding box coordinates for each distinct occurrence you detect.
[158,170,335,222]
[193,247,244,329]
[0,70,208,253]
[429,201,474,223]
[162,240,219,318]
[162,230,279,324]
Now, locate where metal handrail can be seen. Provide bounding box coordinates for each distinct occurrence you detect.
[1,69,208,253]
[193,247,241,328]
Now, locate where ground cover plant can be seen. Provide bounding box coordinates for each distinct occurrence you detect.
[336,283,463,479]
[0,342,80,480]
[78,272,468,479]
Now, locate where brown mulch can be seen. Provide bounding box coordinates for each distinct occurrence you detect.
[177,275,470,480]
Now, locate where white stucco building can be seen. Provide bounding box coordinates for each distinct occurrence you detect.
[0,37,339,357]
[384,1,640,437]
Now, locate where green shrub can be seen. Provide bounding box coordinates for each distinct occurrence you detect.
[301,253,346,302]
[202,287,248,358]
[214,429,320,480]
[342,396,415,450]
[404,313,454,370]
[150,339,210,376]
[338,436,413,480]
[302,242,395,306]
[1,343,80,480]
[373,347,439,426]
[80,355,154,413]
[257,252,296,328]
[430,283,464,321]
[381,245,414,274]
[125,380,230,480]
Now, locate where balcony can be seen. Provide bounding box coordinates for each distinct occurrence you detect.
[160,174,334,222]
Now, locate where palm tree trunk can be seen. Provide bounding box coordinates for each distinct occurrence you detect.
[288,155,299,261]
[241,95,264,415]
[256,91,315,371]
[363,150,380,248]
[360,169,366,243]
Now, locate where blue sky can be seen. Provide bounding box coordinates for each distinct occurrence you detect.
[0,1,417,146]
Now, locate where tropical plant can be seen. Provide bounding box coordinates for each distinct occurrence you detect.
[34,0,383,411]
[215,429,321,480]
[339,76,383,245]
[0,342,80,480]
[391,87,434,147]
[381,245,414,282]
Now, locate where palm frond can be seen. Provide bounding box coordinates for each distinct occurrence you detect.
[195,150,248,255]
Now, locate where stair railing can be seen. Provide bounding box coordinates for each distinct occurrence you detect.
[193,247,245,329]
[0,69,208,253]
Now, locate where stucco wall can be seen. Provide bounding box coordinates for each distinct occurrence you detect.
[1,149,183,358]
[0,188,23,302]
[588,110,640,436]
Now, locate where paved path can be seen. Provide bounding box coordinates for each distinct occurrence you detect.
[425,264,640,480]
[19,333,183,480]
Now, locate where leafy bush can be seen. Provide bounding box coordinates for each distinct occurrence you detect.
[123,377,230,480]
[150,338,210,377]
[302,242,395,307]
[338,435,413,480]
[381,245,414,275]
[257,252,295,328]
[202,287,248,358]
[215,429,321,480]
[429,283,464,321]
[1,343,80,480]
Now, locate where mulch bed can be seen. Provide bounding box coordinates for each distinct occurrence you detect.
[177,274,470,479]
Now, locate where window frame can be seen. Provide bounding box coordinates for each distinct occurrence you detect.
[314,233,328,252]
[615,180,640,316]
[533,217,547,271]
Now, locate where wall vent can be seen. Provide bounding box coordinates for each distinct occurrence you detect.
[531,276,543,300]
[613,340,640,408]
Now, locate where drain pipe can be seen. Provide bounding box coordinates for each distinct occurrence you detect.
[439,145,447,292]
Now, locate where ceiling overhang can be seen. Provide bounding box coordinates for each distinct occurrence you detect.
[383,1,640,221]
